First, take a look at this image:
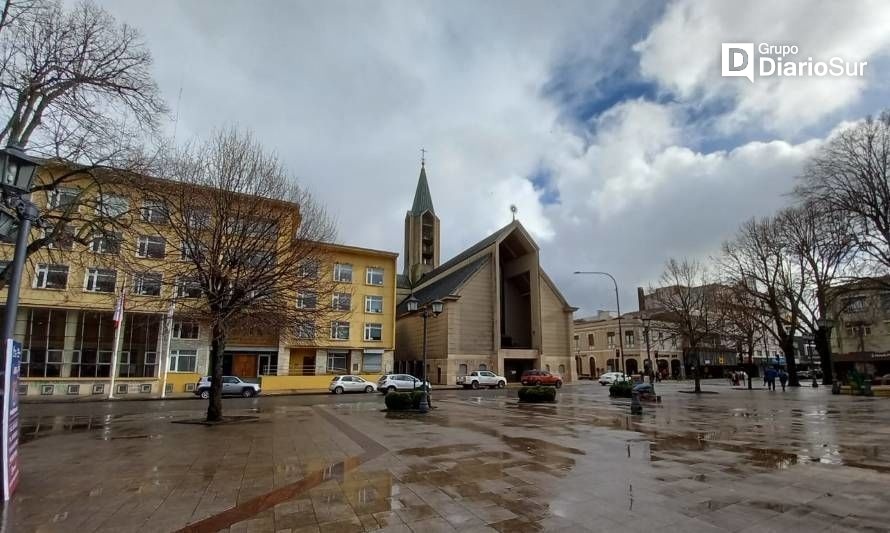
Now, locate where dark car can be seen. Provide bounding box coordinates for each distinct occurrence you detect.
[520,369,563,388]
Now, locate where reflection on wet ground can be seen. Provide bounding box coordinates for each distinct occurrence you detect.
[9,381,890,532]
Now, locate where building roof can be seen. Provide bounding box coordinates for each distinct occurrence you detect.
[322,241,399,258]
[409,163,435,216]
[396,255,489,315]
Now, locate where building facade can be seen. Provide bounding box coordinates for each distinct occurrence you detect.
[829,278,890,378]
[394,164,576,385]
[1,165,398,398]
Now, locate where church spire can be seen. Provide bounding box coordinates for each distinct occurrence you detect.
[410,160,435,215]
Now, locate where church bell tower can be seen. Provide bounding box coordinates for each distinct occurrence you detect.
[404,160,440,281]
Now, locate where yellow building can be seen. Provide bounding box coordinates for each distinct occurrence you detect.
[0,164,398,397]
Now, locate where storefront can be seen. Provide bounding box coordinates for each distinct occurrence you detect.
[833,352,890,380]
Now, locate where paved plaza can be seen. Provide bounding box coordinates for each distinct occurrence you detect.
[4,381,890,532]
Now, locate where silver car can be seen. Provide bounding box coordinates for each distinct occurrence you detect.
[377,374,431,393]
[194,376,261,398]
[329,375,376,394]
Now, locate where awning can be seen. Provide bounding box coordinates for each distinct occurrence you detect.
[363,349,384,355]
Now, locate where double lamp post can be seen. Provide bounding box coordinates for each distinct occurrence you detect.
[403,294,443,413]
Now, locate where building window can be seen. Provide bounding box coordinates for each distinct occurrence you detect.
[97,194,129,217]
[186,209,210,229]
[365,295,383,313]
[587,333,594,347]
[843,296,866,313]
[333,263,352,283]
[299,260,319,279]
[141,200,168,224]
[90,232,121,254]
[330,321,350,340]
[50,187,79,211]
[294,320,316,339]
[458,364,468,376]
[558,364,566,375]
[133,272,162,296]
[364,323,382,341]
[363,352,382,372]
[297,291,317,309]
[169,349,197,372]
[366,267,384,286]
[573,335,579,350]
[327,351,348,373]
[136,235,166,259]
[607,332,615,348]
[46,224,76,250]
[180,240,205,261]
[333,292,351,311]
[846,325,871,336]
[84,268,117,293]
[172,321,199,339]
[175,277,202,299]
[625,331,635,347]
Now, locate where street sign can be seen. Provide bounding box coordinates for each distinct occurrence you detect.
[3,339,21,501]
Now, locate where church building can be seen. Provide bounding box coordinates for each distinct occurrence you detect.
[395,163,577,384]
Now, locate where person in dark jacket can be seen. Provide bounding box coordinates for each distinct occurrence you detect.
[764,367,778,391]
[778,369,789,391]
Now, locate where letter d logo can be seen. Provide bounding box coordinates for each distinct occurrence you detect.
[722,43,754,82]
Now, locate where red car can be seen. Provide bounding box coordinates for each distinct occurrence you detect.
[520,369,563,388]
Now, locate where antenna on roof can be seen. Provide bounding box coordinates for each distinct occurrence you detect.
[510,204,518,222]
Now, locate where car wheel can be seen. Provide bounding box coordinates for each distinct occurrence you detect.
[364,385,374,393]
[471,381,479,390]
[387,386,396,393]
[242,388,254,398]
[555,380,563,389]
[334,386,344,395]
[199,390,209,399]
[533,380,541,386]
[497,381,506,389]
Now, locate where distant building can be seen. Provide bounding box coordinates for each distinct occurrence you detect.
[395,163,576,384]
[828,277,890,378]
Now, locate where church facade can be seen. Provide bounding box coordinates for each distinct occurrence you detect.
[395,163,577,385]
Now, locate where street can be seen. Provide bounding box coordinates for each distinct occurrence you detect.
[5,380,890,532]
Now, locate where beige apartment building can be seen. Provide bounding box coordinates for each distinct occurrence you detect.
[829,277,890,378]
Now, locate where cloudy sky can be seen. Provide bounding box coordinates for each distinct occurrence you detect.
[99,0,890,316]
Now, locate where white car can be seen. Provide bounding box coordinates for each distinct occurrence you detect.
[598,372,630,386]
[457,370,507,389]
[377,374,431,393]
[329,375,376,394]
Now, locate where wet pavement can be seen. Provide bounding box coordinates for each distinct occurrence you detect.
[5,380,890,532]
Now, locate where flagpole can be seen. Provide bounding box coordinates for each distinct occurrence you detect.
[160,301,175,399]
[108,286,126,400]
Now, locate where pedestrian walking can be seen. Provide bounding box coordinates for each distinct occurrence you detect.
[765,367,777,391]
[778,369,788,391]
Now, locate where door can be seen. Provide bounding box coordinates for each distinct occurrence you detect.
[481,371,496,385]
[232,354,256,378]
[222,376,240,394]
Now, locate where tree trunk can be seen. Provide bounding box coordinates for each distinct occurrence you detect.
[781,336,800,387]
[689,348,701,393]
[207,323,227,422]
[815,326,834,385]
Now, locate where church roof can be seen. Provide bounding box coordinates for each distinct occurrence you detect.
[409,164,435,215]
[411,221,514,286]
[396,256,489,315]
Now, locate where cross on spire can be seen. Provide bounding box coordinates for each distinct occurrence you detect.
[420,147,427,167]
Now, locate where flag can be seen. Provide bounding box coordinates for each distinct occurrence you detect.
[113,289,125,328]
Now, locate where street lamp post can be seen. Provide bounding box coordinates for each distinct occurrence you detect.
[816,317,835,386]
[404,295,444,413]
[574,271,624,374]
[643,316,652,383]
[0,147,42,368]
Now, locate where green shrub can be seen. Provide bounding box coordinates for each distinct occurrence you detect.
[518,386,556,403]
[410,391,427,409]
[609,380,634,398]
[384,391,413,410]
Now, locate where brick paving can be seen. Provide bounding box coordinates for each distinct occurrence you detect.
[6,381,890,532]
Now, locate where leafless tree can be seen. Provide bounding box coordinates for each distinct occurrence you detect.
[795,111,890,282]
[0,0,165,287]
[721,216,813,386]
[717,284,767,368]
[649,258,726,393]
[145,128,339,422]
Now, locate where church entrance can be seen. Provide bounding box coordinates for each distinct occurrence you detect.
[504,358,534,382]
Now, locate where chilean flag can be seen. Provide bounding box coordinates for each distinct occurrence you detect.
[113,289,125,329]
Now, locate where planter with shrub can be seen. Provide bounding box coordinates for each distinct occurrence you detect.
[518,386,557,403]
[384,390,430,411]
[609,380,634,398]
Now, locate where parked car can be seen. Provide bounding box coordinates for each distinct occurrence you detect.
[329,375,376,394]
[457,370,507,389]
[796,369,813,380]
[377,374,431,393]
[194,376,261,399]
[598,372,630,386]
[520,369,563,388]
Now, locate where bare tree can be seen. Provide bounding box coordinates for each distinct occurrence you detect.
[0,0,165,287]
[721,216,812,386]
[649,258,726,393]
[795,112,890,281]
[717,283,768,387]
[146,128,338,422]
